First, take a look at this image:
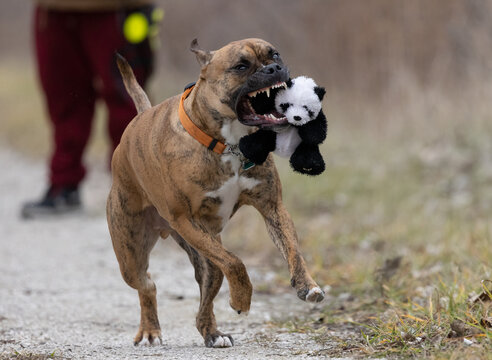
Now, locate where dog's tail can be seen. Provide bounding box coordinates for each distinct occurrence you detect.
[116,53,151,114]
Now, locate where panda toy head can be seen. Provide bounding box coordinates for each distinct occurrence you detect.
[274,76,326,126]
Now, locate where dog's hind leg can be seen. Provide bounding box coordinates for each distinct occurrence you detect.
[171,231,233,348]
[107,188,164,346]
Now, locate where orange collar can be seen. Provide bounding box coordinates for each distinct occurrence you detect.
[178,85,227,154]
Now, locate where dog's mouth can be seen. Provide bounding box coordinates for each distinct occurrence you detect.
[236,82,289,128]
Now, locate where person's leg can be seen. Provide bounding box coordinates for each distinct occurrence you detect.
[80,8,153,155]
[22,7,96,218]
[36,7,96,186]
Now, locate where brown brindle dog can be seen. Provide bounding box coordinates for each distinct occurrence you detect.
[107,38,325,348]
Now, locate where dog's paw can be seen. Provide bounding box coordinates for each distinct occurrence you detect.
[306,287,325,302]
[229,298,251,315]
[134,329,162,346]
[230,306,249,316]
[228,279,252,315]
[297,286,325,303]
[205,333,234,348]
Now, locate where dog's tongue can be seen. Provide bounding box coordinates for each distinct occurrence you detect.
[246,112,288,127]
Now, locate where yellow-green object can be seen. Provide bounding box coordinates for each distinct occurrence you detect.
[123,12,149,44]
[149,7,164,50]
[152,7,165,23]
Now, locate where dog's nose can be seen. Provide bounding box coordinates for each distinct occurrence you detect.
[260,63,283,75]
[294,116,302,121]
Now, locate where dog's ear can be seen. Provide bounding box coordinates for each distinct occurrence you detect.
[190,39,214,67]
[314,86,326,101]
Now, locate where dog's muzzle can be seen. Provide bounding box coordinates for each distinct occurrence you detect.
[235,63,290,128]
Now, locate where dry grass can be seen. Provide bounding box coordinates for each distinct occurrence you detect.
[0,351,67,360]
[0,61,48,157]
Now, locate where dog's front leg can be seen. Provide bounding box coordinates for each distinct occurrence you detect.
[171,217,253,314]
[259,202,325,302]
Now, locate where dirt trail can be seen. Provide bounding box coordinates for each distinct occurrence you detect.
[0,149,344,359]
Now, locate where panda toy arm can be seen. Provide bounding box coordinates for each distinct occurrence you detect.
[297,110,327,145]
[238,129,277,165]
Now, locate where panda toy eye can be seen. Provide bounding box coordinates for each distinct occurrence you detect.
[303,105,314,118]
[280,103,290,112]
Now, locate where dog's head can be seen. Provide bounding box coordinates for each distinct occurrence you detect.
[191,38,290,128]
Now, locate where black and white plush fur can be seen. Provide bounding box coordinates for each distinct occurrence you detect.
[239,76,327,175]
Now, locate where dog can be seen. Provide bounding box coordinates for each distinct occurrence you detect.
[107,38,325,349]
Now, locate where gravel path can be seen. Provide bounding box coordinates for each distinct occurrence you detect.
[0,149,344,359]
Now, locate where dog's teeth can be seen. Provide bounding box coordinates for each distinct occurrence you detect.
[247,100,254,112]
[266,88,270,97]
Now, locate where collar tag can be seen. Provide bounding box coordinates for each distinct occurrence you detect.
[225,144,255,171]
[242,161,256,171]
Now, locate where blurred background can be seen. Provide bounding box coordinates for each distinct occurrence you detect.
[1,0,491,316]
[2,0,492,153]
[1,1,491,355]
[3,1,492,139]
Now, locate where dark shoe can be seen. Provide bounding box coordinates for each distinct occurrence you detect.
[21,185,82,219]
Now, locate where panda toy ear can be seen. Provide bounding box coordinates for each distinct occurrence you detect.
[314,86,326,101]
[286,78,293,88]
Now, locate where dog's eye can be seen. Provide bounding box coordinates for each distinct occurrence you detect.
[233,63,249,71]
[272,52,280,60]
[280,103,290,112]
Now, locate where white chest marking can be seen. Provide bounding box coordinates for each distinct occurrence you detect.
[206,174,260,226]
[220,120,251,171]
[221,119,250,145]
[205,120,260,226]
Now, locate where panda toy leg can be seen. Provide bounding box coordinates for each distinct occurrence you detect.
[290,142,325,176]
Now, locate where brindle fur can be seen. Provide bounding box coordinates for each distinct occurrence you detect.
[107,38,324,348]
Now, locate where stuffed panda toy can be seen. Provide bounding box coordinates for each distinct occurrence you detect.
[239,76,327,176]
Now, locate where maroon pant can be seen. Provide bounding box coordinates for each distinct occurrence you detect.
[35,6,153,187]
